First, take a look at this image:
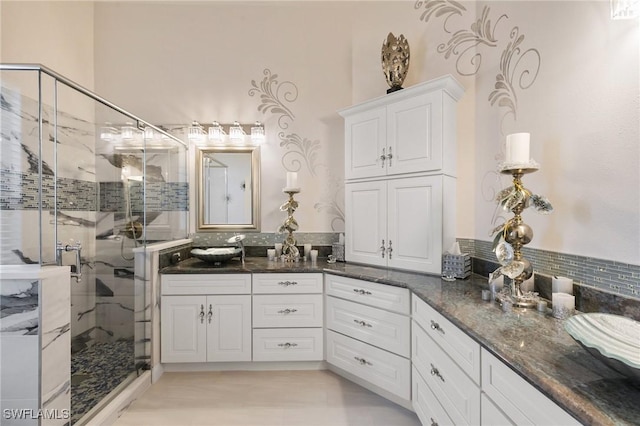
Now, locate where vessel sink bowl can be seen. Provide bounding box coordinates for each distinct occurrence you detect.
[191,247,242,265]
[564,313,640,382]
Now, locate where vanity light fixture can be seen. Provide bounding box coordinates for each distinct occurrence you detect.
[208,121,225,143]
[143,126,154,140]
[99,123,119,142]
[188,121,206,143]
[229,121,246,143]
[121,123,139,141]
[251,121,265,144]
[611,0,639,19]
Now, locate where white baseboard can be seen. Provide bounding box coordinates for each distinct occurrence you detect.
[151,363,164,383]
[162,361,327,372]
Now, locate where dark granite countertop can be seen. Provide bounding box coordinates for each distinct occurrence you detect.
[160,257,640,425]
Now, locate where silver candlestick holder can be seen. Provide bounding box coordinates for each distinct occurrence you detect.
[279,189,300,262]
[500,167,536,308]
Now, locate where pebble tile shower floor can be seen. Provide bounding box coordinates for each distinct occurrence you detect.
[71,340,135,424]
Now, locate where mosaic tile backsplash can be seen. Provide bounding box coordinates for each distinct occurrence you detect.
[458,238,640,300]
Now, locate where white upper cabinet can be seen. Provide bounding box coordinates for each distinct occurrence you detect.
[340,75,464,181]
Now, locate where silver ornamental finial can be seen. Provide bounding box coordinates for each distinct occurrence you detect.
[381,32,410,94]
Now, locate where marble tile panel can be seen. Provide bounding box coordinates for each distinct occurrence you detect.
[0,279,38,335]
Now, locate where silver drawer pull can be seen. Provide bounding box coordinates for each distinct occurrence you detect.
[277,308,298,314]
[278,280,298,286]
[354,356,372,366]
[277,342,298,349]
[199,305,205,324]
[353,288,372,296]
[430,320,445,335]
[207,304,213,324]
[430,418,438,426]
[430,363,445,382]
[353,319,372,328]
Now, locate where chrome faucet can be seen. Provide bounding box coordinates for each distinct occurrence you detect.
[227,234,246,265]
[56,240,82,282]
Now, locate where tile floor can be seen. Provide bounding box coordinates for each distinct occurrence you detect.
[113,370,421,426]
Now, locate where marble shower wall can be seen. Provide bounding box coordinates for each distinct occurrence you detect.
[0,78,188,357]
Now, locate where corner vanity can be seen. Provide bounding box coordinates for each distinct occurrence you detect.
[158,257,640,426]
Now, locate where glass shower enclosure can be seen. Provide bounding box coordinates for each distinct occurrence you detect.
[0,64,188,425]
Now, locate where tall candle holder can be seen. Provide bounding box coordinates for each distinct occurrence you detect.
[491,161,553,309]
[279,189,300,262]
[500,167,537,308]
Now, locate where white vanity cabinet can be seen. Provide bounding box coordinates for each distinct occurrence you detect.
[340,76,464,180]
[252,273,324,362]
[481,348,580,426]
[345,175,452,273]
[411,294,481,425]
[161,274,252,363]
[340,75,463,275]
[325,274,411,405]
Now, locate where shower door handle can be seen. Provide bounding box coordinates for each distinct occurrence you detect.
[56,241,82,282]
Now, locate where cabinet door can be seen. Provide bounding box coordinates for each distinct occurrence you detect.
[161,296,206,363]
[344,107,387,180]
[345,181,387,267]
[386,91,443,175]
[387,176,443,273]
[206,295,251,362]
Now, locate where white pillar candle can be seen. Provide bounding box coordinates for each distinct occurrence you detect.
[274,243,283,257]
[552,276,573,295]
[506,132,530,164]
[309,249,318,263]
[552,292,575,319]
[304,244,312,257]
[285,172,298,189]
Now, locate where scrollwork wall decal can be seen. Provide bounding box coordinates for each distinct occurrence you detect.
[279,132,321,176]
[437,6,506,76]
[414,2,541,127]
[488,27,541,123]
[248,68,345,231]
[414,0,467,32]
[248,68,297,130]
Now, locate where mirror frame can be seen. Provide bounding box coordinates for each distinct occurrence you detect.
[196,146,261,232]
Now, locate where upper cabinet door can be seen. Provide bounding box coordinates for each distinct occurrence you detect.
[345,180,387,267]
[344,107,387,180]
[386,92,443,176]
[387,176,443,274]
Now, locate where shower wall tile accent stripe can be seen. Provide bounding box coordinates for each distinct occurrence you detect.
[457,238,640,300]
[99,182,189,212]
[1,170,188,212]
[0,169,96,210]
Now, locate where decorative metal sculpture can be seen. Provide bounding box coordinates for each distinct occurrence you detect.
[491,164,553,308]
[381,32,410,94]
[279,189,300,262]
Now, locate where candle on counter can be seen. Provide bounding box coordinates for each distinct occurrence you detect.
[285,172,298,190]
[552,276,573,295]
[506,132,530,164]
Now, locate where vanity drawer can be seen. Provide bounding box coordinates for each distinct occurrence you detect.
[325,274,410,314]
[162,274,252,295]
[253,294,323,328]
[253,273,323,294]
[412,321,480,425]
[326,296,410,357]
[481,348,580,425]
[252,328,323,361]
[326,330,410,400]
[413,366,455,426]
[412,294,480,384]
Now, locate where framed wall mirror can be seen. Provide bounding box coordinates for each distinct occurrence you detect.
[196,147,260,231]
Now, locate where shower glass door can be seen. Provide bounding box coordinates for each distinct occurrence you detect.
[0,65,188,425]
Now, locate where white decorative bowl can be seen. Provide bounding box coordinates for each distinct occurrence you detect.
[191,247,241,265]
[564,313,640,382]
